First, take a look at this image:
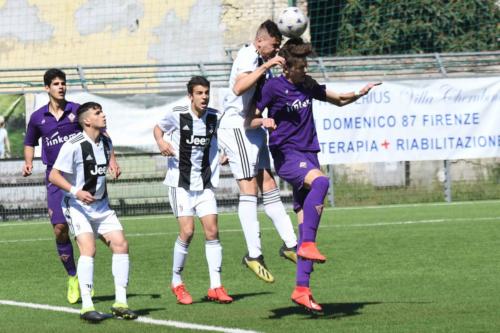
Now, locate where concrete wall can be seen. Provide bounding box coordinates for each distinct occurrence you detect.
[0,0,309,68]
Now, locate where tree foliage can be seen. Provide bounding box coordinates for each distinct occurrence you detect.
[309,0,500,56]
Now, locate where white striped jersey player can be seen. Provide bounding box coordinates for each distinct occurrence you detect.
[53,131,112,202]
[52,131,122,237]
[158,104,220,191]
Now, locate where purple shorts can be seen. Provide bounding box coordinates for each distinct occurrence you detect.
[271,149,320,212]
[46,169,67,225]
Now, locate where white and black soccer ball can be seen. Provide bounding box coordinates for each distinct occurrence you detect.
[277,7,308,38]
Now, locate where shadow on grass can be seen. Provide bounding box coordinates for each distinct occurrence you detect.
[92,293,161,303]
[196,291,273,304]
[134,307,166,316]
[269,301,381,319]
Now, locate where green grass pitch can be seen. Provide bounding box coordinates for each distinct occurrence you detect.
[1,200,500,332]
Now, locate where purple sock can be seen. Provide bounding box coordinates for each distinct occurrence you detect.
[296,224,313,287]
[56,241,77,276]
[302,177,329,243]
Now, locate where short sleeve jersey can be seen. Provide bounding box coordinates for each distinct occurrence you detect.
[53,131,112,202]
[24,101,81,168]
[158,104,220,191]
[256,75,327,152]
[221,43,272,128]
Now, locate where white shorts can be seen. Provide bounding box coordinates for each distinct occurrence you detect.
[62,197,123,238]
[168,187,217,218]
[218,127,271,180]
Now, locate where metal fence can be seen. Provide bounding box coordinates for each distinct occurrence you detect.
[1,154,498,221]
[0,51,499,94]
[1,51,499,221]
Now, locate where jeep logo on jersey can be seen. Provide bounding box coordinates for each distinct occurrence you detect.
[186,135,210,147]
[90,164,107,176]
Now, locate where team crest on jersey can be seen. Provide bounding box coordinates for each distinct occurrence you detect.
[68,113,76,122]
[315,204,324,216]
[299,162,307,168]
[207,124,215,134]
[41,119,46,124]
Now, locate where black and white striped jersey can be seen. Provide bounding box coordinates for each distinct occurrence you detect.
[158,104,220,191]
[53,131,112,201]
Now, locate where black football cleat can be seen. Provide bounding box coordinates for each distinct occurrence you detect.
[80,308,112,323]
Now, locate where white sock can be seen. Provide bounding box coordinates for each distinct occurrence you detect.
[205,239,223,289]
[172,237,189,287]
[263,188,297,248]
[112,253,129,305]
[238,195,261,258]
[77,255,94,309]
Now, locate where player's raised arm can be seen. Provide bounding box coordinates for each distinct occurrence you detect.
[326,82,382,107]
[233,54,284,96]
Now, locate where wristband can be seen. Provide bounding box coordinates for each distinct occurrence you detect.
[69,186,79,197]
[356,90,363,97]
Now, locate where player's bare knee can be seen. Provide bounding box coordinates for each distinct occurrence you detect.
[179,226,194,242]
[261,174,278,192]
[238,177,258,195]
[111,238,129,254]
[79,244,96,257]
[204,226,219,240]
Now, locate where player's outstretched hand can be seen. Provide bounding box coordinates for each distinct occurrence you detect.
[359,82,382,96]
[159,140,175,157]
[262,118,277,132]
[22,164,33,177]
[76,190,96,205]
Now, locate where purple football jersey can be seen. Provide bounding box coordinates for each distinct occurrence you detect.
[24,101,81,168]
[256,75,326,152]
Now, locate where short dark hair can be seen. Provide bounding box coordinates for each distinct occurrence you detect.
[187,76,210,94]
[257,20,282,42]
[278,38,313,69]
[77,102,102,126]
[44,68,66,86]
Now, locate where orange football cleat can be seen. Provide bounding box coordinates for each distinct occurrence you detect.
[291,286,323,314]
[297,242,326,263]
[207,286,233,303]
[171,283,193,305]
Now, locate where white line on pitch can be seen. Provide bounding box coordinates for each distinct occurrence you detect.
[3,199,499,227]
[0,216,498,244]
[0,300,260,333]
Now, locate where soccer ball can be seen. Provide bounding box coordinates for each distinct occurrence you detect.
[277,7,308,38]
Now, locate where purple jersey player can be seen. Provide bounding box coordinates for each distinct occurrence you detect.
[253,39,381,313]
[22,68,120,304]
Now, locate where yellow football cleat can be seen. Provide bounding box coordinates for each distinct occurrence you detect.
[110,303,138,320]
[67,275,80,304]
[242,254,275,283]
[279,244,298,264]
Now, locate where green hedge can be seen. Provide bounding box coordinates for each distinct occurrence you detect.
[309,0,500,56]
